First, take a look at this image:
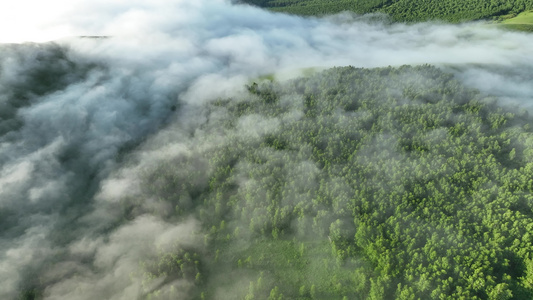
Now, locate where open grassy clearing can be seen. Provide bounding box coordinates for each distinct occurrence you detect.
[502,10,533,31]
[208,239,370,299]
[502,9,533,24]
[497,10,533,32]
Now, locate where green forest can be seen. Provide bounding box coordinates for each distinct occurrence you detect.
[4,1,533,299]
[132,65,533,299]
[241,0,533,23]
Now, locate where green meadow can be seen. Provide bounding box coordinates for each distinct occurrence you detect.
[500,10,533,32]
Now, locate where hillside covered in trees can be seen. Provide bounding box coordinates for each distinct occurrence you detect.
[128,65,533,299]
[4,1,533,299]
[241,0,533,23]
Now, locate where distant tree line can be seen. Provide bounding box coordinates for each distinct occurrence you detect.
[239,0,533,23]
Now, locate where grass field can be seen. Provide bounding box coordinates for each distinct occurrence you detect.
[500,10,533,32]
[206,238,370,299]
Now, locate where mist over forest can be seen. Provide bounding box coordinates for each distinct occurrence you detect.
[1,0,533,299]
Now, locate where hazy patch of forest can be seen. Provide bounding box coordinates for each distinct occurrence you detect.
[130,65,533,299]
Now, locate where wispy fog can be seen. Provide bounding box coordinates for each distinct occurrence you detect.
[0,0,532,298]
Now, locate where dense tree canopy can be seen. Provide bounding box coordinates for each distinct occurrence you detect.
[240,0,533,23]
[132,65,533,299]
